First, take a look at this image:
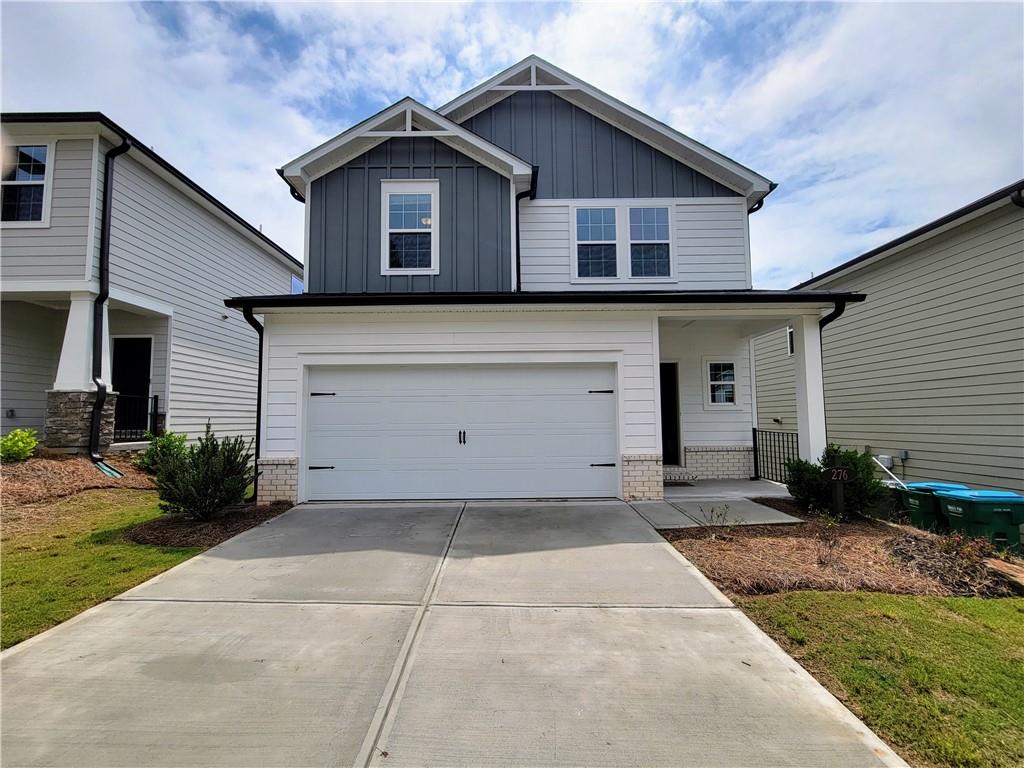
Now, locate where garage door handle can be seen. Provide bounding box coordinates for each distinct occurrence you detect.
[308,465,335,470]
[588,389,614,394]
[458,430,466,444]
[590,463,616,467]
[310,392,336,397]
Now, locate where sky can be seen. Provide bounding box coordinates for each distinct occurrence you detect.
[2,1,1021,288]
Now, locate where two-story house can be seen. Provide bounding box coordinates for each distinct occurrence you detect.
[1,112,302,459]
[227,56,862,504]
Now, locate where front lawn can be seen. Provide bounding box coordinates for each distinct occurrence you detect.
[739,592,1024,768]
[1,489,198,648]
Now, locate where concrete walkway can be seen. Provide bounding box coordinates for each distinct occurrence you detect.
[1,500,905,767]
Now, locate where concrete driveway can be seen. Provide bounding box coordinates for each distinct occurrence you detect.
[1,500,905,767]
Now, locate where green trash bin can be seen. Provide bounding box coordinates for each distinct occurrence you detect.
[934,490,1024,551]
[897,482,969,531]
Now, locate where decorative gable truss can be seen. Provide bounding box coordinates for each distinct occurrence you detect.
[438,56,775,211]
[278,98,535,201]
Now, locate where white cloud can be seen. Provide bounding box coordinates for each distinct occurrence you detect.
[2,1,1020,286]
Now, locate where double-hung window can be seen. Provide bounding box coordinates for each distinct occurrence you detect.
[575,207,618,278]
[2,143,51,225]
[381,179,439,275]
[706,361,737,406]
[629,207,671,277]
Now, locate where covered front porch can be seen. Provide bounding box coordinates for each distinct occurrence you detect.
[0,290,170,450]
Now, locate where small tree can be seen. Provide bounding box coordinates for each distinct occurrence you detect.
[785,444,883,520]
[156,424,254,521]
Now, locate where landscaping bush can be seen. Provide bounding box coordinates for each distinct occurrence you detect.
[0,428,38,463]
[785,444,884,519]
[133,430,187,475]
[155,424,254,521]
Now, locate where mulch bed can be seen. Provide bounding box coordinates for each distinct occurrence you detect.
[663,498,1016,598]
[125,501,292,548]
[1,455,155,508]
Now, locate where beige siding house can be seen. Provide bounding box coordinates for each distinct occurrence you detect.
[1,112,302,456]
[754,181,1024,491]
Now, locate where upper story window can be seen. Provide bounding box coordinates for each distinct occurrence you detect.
[2,143,52,225]
[575,207,617,277]
[571,202,674,282]
[380,179,439,275]
[629,207,670,277]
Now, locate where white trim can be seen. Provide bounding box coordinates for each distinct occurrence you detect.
[786,325,795,356]
[280,98,532,189]
[302,179,311,288]
[293,349,626,504]
[527,195,730,207]
[1,138,56,228]
[110,334,155,402]
[747,338,758,430]
[652,315,663,457]
[108,287,174,317]
[0,279,96,295]
[437,55,772,200]
[702,357,739,409]
[509,182,518,291]
[569,202,676,285]
[379,179,440,276]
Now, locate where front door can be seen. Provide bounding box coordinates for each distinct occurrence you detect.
[112,337,152,440]
[659,363,681,466]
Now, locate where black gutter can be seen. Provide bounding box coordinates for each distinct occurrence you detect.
[747,181,779,214]
[277,168,305,203]
[819,299,847,330]
[1,112,301,271]
[226,289,865,310]
[241,307,264,502]
[514,166,539,292]
[796,178,1024,289]
[88,136,132,463]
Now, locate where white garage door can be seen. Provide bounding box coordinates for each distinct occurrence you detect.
[304,363,618,500]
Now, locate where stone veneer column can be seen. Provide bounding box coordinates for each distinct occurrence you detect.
[621,454,664,501]
[257,458,298,504]
[44,390,116,453]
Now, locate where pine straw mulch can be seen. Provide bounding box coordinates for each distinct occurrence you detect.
[0,455,155,508]
[663,497,1016,598]
[125,501,293,548]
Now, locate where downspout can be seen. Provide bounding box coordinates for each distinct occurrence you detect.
[514,166,539,292]
[242,306,264,502]
[814,298,848,453]
[88,136,132,464]
[1011,189,1024,208]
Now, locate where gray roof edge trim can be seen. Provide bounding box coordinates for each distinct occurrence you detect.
[795,178,1024,289]
[1,111,302,272]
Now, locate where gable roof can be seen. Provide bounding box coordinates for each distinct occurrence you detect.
[438,55,775,208]
[1,111,301,273]
[796,178,1024,289]
[278,98,534,200]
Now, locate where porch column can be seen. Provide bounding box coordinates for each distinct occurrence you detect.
[52,293,98,391]
[792,314,827,462]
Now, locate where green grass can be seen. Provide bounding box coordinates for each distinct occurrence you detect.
[2,489,200,649]
[738,592,1024,768]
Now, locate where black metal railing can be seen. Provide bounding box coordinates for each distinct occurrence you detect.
[113,394,161,442]
[752,427,799,483]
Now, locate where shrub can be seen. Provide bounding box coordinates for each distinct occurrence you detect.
[785,444,884,520]
[133,430,187,475]
[155,424,254,521]
[0,428,38,463]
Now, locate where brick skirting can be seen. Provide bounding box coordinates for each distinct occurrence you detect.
[682,446,754,479]
[621,454,664,500]
[257,457,298,504]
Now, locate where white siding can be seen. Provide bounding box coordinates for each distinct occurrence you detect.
[0,301,66,434]
[1,138,94,282]
[660,320,754,447]
[752,328,797,430]
[519,197,750,291]
[104,152,297,440]
[261,310,659,459]
[752,204,1024,492]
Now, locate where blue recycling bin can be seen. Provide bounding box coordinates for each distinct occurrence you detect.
[897,482,969,531]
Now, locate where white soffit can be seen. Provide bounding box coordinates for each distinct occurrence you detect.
[279,98,534,193]
[438,55,773,203]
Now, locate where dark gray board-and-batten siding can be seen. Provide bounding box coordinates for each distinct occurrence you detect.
[307,138,511,294]
[461,91,738,200]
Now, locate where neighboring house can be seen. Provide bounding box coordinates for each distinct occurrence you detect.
[754,181,1024,492]
[228,56,862,504]
[1,112,302,456]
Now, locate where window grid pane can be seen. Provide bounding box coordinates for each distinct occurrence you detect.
[388,233,432,269]
[708,362,735,383]
[1,185,44,221]
[577,244,617,278]
[576,207,616,242]
[388,193,432,230]
[710,384,735,404]
[630,243,670,277]
[628,207,669,241]
[2,145,47,182]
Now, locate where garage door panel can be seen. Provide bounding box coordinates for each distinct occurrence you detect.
[304,364,619,500]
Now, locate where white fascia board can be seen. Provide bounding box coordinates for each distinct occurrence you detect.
[280,98,532,190]
[439,55,772,201]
